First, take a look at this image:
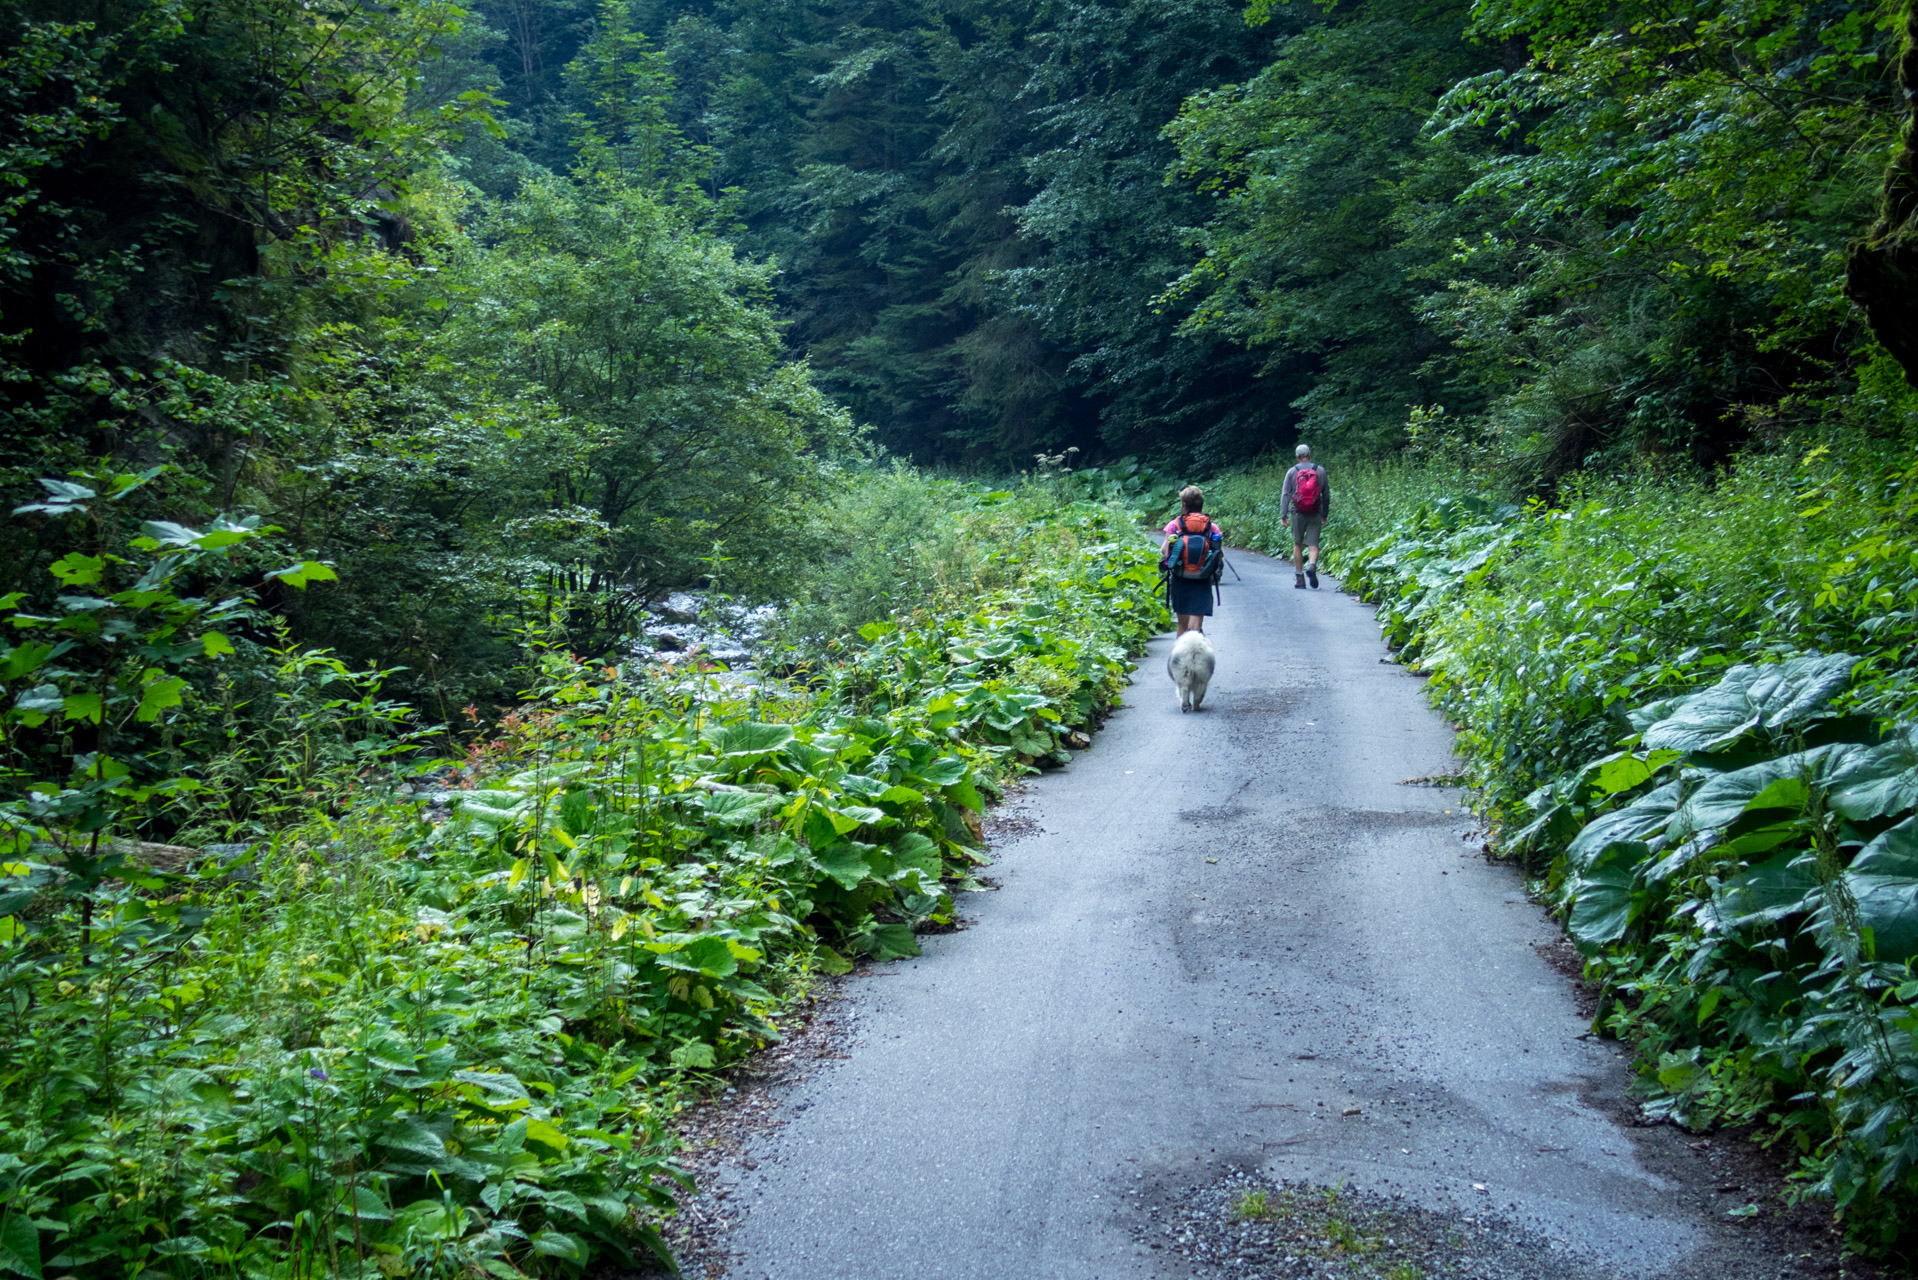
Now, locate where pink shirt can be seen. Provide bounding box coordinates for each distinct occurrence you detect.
[1163,516,1224,541]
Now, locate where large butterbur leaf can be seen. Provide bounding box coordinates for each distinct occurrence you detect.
[834,804,890,829]
[1566,781,1683,870]
[700,790,772,825]
[985,706,1027,732]
[1627,695,1686,734]
[892,832,942,879]
[1845,818,1918,963]
[1667,744,1861,841]
[655,934,738,977]
[680,935,739,978]
[813,842,875,890]
[837,772,887,799]
[916,756,968,786]
[1566,859,1637,951]
[1849,815,1918,875]
[451,800,523,832]
[1850,876,1918,964]
[1639,653,1857,753]
[781,739,834,774]
[1830,725,1918,822]
[1709,851,1820,934]
[709,721,797,758]
[865,922,920,960]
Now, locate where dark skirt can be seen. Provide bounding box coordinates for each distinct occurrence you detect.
[1168,575,1215,617]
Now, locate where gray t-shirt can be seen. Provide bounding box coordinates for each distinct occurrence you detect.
[1281,463,1330,520]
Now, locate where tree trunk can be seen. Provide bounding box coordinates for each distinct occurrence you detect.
[1847,1,1918,383]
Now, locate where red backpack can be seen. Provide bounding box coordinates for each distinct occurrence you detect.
[1168,512,1222,581]
[1294,465,1323,515]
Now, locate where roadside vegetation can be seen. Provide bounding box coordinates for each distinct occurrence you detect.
[0,474,1166,1276]
[1207,380,1918,1247]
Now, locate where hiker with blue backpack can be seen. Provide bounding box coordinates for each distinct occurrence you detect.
[1280,442,1329,589]
[1161,485,1225,636]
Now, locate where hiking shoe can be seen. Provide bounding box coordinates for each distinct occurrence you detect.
[1307,566,1319,589]
[1294,573,1306,589]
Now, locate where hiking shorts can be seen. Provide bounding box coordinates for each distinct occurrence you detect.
[1291,513,1323,550]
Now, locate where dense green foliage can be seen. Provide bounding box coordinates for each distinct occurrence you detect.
[0,0,858,717]
[1170,0,1912,475]
[0,484,1167,1276]
[612,0,1286,462]
[517,0,1914,474]
[1847,1,1918,374]
[1209,420,1918,1243]
[418,0,1918,470]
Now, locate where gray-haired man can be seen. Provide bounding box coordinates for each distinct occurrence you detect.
[1279,443,1329,589]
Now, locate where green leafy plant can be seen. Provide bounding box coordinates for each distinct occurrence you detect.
[0,480,1166,1277]
[0,469,340,942]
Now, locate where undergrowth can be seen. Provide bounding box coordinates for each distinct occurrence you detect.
[0,480,1168,1276]
[1207,408,1918,1252]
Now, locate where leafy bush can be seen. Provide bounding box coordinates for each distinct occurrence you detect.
[766,459,1175,654]
[0,481,1166,1277]
[762,469,1024,650]
[1519,657,1918,1247]
[1243,430,1918,1246]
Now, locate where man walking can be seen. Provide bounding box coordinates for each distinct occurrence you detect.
[1280,443,1329,589]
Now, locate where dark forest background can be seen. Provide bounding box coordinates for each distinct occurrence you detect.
[429,0,1918,472]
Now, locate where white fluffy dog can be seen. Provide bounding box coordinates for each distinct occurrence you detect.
[1166,630,1216,713]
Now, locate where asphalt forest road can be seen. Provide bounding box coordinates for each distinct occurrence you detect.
[720,547,1782,1280]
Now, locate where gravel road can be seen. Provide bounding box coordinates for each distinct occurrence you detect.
[708,547,1862,1280]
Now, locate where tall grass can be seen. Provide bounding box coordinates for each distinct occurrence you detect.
[762,467,1038,650]
[1202,453,1474,568]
